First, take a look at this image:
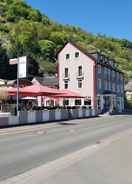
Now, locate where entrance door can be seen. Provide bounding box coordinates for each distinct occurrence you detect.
[103,96,111,113]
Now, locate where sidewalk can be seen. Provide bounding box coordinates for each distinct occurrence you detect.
[1,129,132,184]
[45,131,132,184]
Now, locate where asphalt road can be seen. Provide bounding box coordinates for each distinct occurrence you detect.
[0,115,132,182]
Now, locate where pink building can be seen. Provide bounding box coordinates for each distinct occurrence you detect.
[57,42,124,113]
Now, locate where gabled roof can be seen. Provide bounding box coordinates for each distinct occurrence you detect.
[57,42,123,74]
[32,75,58,88]
[57,41,97,62]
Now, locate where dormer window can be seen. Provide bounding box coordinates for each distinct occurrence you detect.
[98,65,101,73]
[66,54,70,59]
[100,55,103,62]
[75,52,79,58]
[109,60,114,67]
[104,58,108,64]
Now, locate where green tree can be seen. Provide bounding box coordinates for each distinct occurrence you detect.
[38,40,56,61]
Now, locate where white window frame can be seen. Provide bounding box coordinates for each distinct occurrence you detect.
[112,83,115,92]
[64,81,68,89]
[105,80,107,90]
[98,79,102,89]
[66,54,70,60]
[98,65,101,74]
[78,80,83,88]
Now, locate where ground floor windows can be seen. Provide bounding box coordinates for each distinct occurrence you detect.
[63,100,69,106]
[96,96,101,110]
[97,95,124,113]
[84,99,91,106]
[75,99,81,105]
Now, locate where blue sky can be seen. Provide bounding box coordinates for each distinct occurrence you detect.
[26,0,132,40]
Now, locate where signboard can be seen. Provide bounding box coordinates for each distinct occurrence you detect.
[18,56,27,78]
[9,56,27,78]
[9,58,18,65]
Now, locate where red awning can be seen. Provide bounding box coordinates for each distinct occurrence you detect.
[8,85,62,97]
[52,89,85,98]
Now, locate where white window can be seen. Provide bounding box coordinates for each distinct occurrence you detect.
[117,72,119,80]
[118,85,121,93]
[78,66,82,76]
[112,70,115,78]
[64,68,68,77]
[104,67,106,75]
[63,100,69,106]
[121,85,124,93]
[105,80,107,90]
[108,81,111,90]
[104,67,108,76]
[98,79,102,89]
[78,80,82,88]
[117,85,119,92]
[108,69,111,79]
[84,99,91,107]
[75,99,81,105]
[66,54,70,60]
[120,74,123,82]
[75,52,79,58]
[98,65,101,73]
[64,81,68,89]
[112,83,115,91]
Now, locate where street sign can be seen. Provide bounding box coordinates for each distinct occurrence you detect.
[18,56,27,78]
[9,58,18,65]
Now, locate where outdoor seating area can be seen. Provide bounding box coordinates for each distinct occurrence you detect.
[0,83,97,127]
[0,83,86,112]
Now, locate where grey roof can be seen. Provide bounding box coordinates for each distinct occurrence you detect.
[32,75,58,88]
[125,80,132,91]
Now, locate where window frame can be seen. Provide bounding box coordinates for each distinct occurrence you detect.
[98,65,102,74]
[75,52,79,58]
[63,100,69,106]
[66,54,70,60]
[84,99,91,106]
[64,68,69,78]
[75,99,82,106]
[64,81,68,89]
[98,79,102,89]
[78,66,82,76]
[78,79,82,88]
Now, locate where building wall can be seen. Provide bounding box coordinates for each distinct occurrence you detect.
[58,43,95,107]
[96,63,124,112]
[58,42,124,112]
[96,64,124,96]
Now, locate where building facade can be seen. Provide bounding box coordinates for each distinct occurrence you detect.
[125,80,132,100]
[57,42,124,113]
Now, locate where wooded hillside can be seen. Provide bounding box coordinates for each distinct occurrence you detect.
[0,0,132,80]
